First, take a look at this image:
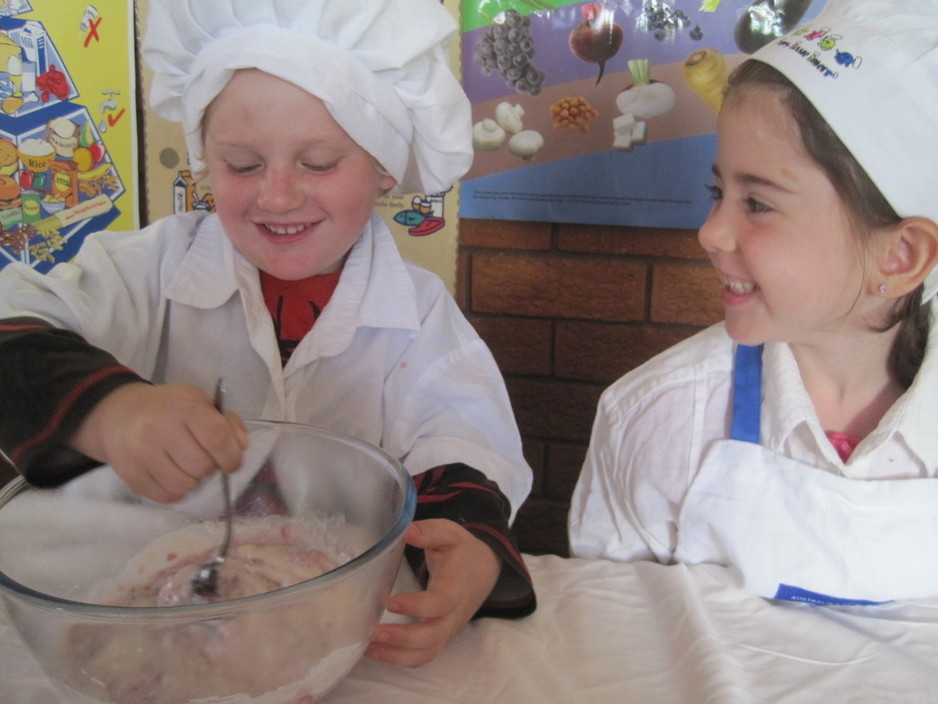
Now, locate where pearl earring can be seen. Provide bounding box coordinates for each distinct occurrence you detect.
[878,283,888,294]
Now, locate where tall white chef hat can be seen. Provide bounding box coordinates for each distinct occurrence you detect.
[141,0,472,195]
[749,0,938,301]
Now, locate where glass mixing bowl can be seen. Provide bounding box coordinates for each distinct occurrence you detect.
[0,420,416,704]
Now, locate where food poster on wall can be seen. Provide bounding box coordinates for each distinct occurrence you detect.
[139,0,464,294]
[460,0,823,228]
[0,0,137,272]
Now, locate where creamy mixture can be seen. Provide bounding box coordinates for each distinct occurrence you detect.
[113,517,341,606]
[63,515,372,704]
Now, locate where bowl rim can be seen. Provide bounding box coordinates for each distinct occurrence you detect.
[0,420,417,619]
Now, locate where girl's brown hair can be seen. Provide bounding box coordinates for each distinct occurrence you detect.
[726,60,928,388]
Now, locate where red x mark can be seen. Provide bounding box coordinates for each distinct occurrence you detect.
[83,17,102,47]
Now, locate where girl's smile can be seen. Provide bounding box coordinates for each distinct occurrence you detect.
[698,86,880,349]
[718,272,759,298]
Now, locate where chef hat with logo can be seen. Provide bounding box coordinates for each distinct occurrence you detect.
[142,0,471,195]
[750,0,938,301]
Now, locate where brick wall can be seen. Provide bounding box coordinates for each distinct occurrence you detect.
[457,218,725,556]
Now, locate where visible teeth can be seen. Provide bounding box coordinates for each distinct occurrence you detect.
[724,278,756,294]
[266,223,308,235]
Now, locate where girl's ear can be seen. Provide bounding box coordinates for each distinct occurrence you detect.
[876,217,938,298]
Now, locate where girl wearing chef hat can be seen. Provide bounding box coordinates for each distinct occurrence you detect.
[570,0,938,606]
[0,0,535,665]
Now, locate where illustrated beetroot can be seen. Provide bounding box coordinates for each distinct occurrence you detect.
[569,3,624,84]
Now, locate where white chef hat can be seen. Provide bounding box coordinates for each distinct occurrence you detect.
[750,0,938,301]
[141,0,472,195]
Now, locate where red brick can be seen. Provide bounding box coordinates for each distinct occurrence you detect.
[506,377,603,443]
[469,315,552,376]
[455,251,470,309]
[651,262,724,325]
[522,439,546,495]
[558,224,706,260]
[545,442,588,500]
[555,321,703,383]
[471,253,646,321]
[513,496,570,556]
[459,218,552,251]
[455,218,713,556]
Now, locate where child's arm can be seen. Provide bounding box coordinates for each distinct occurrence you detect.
[0,316,144,484]
[405,464,534,615]
[366,463,535,667]
[366,519,502,667]
[69,382,247,503]
[0,317,246,501]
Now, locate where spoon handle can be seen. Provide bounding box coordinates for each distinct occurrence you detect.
[213,380,234,559]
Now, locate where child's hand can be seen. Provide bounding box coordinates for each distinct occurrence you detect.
[69,382,247,503]
[366,519,501,667]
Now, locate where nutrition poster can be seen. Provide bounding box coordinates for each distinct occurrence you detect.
[460,0,823,228]
[0,0,137,272]
[139,0,465,294]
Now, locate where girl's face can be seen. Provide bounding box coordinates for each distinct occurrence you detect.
[203,69,396,280]
[698,86,884,348]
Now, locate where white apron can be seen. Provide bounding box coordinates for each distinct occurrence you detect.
[674,344,938,605]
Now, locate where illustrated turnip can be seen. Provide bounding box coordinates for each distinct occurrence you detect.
[616,59,676,120]
[568,3,623,85]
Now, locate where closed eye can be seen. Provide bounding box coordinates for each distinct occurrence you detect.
[225,161,260,175]
[302,159,339,173]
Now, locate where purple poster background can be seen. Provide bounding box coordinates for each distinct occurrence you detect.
[460,0,824,228]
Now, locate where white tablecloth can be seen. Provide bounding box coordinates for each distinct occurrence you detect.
[4,554,938,703]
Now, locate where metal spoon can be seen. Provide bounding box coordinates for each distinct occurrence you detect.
[190,379,234,600]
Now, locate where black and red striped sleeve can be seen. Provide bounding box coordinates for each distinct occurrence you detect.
[408,463,536,619]
[0,316,145,486]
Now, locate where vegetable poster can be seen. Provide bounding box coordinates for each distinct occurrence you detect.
[140,0,465,294]
[0,0,137,272]
[460,0,824,228]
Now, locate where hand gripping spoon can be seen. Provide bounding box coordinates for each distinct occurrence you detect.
[189,380,234,601]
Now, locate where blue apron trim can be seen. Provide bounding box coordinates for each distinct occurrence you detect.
[730,344,764,443]
[773,583,888,606]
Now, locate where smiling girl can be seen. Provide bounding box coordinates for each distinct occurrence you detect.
[569,0,938,605]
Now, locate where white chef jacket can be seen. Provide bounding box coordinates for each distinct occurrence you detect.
[0,211,531,517]
[568,314,938,562]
